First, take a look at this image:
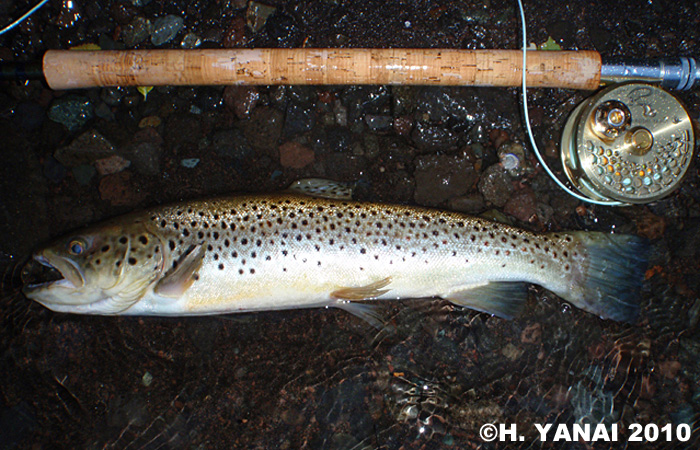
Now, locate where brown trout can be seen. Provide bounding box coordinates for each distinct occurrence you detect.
[22,180,648,323]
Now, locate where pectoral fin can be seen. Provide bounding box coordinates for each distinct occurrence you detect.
[154,244,206,297]
[331,277,392,300]
[441,282,528,319]
[287,178,355,200]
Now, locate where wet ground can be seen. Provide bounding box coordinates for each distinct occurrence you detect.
[1,0,699,449]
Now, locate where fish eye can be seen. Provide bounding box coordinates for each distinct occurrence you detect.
[68,239,86,256]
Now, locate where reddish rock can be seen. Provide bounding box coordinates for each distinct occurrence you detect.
[223,86,260,119]
[279,142,315,169]
[99,172,142,206]
[222,14,247,48]
[504,186,538,223]
[94,155,131,176]
[393,116,414,137]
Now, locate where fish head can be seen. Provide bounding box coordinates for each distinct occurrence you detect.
[22,217,165,314]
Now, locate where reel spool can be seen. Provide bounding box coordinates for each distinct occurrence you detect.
[561,83,695,204]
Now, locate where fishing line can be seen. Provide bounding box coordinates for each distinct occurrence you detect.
[0,0,49,36]
[515,0,623,206]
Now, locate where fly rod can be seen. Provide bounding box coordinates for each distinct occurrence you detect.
[1,49,698,91]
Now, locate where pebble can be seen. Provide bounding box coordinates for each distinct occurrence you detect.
[43,156,67,184]
[223,86,260,119]
[99,172,139,206]
[138,115,161,128]
[447,193,486,214]
[54,130,115,166]
[71,165,96,186]
[211,129,253,159]
[180,32,202,49]
[478,164,514,207]
[122,16,152,47]
[364,115,393,132]
[503,187,538,222]
[151,15,184,46]
[284,103,316,136]
[48,96,94,131]
[242,107,284,156]
[181,158,200,168]
[94,155,131,176]
[392,116,413,136]
[411,122,459,152]
[279,141,315,169]
[246,1,276,32]
[413,153,477,207]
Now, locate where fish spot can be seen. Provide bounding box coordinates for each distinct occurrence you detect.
[183,229,190,237]
[224,239,230,247]
[116,261,121,267]
[160,220,166,228]
[213,253,219,260]
[232,251,238,258]
[198,231,204,239]
[213,232,219,240]
[101,245,110,252]
[219,263,224,270]
[119,237,128,244]
[193,274,199,281]
[250,268,255,274]
[239,269,244,274]
[241,238,248,245]
[128,257,137,265]
[169,240,176,251]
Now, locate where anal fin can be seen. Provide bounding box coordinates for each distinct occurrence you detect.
[154,244,205,297]
[442,282,528,320]
[330,277,392,301]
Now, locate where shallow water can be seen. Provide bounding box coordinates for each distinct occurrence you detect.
[1,0,699,449]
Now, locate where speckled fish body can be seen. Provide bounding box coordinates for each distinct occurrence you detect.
[23,191,649,322]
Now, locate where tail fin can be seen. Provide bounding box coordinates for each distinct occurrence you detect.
[560,232,650,323]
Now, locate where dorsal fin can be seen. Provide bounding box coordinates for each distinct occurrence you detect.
[287,178,354,200]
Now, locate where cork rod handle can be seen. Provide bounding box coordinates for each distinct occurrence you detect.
[42,48,602,90]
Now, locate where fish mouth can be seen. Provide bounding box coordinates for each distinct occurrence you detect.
[22,252,84,293]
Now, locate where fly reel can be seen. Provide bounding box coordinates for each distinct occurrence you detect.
[561,83,695,204]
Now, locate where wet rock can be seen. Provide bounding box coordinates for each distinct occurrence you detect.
[341,86,390,122]
[393,116,413,136]
[222,14,247,48]
[138,115,161,128]
[262,11,303,47]
[321,153,367,180]
[415,87,479,127]
[635,210,666,240]
[223,86,260,119]
[211,129,253,159]
[164,113,202,151]
[12,101,44,131]
[242,107,284,156]
[71,165,96,186]
[99,172,141,206]
[504,187,538,223]
[497,142,532,178]
[448,193,486,214]
[48,96,94,131]
[413,153,477,207]
[478,164,514,207]
[247,1,276,32]
[365,115,393,132]
[43,156,67,184]
[312,126,351,155]
[110,2,139,25]
[279,141,314,169]
[284,103,316,137]
[180,32,202,49]
[54,130,116,166]
[411,122,459,153]
[151,15,184,46]
[122,16,152,47]
[181,158,200,168]
[94,155,131,176]
[93,102,115,121]
[121,128,163,176]
[100,87,127,106]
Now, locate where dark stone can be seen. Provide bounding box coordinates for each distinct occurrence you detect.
[410,122,460,153]
[413,153,478,207]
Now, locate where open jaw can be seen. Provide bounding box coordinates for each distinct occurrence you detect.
[22,253,84,293]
